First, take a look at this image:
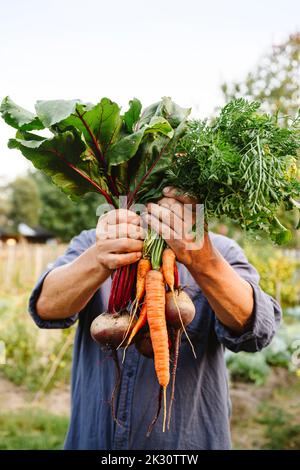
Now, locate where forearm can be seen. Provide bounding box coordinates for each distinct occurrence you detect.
[188,234,254,332]
[37,244,111,320]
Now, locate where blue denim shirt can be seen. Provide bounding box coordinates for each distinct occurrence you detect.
[29,230,281,450]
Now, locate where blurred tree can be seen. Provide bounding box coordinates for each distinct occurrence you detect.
[0,187,10,228]
[221,32,300,119]
[30,172,101,242]
[9,177,40,229]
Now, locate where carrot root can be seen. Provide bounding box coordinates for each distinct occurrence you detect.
[147,386,163,437]
[162,386,167,432]
[167,328,182,430]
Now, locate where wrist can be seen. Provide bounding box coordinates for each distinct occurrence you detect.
[89,244,112,281]
[188,233,221,278]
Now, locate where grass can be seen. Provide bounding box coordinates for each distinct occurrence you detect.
[0,409,69,450]
[257,405,300,450]
[231,370,300,449]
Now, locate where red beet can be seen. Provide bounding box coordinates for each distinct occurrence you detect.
[135,331,154,358]
[165,289,195,329]
[90,311,136,350]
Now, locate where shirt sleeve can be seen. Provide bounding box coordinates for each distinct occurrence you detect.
[214,239,282,353]
[28,230,95,329]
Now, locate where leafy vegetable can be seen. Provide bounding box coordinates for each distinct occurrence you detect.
[1,96,188,207]
[169,99,300,243]
[1,96,299,243]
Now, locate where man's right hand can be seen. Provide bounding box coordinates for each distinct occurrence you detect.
[96,209,146,271]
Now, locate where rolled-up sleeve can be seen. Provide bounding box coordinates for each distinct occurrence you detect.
[28,229,95,329]
[214,238,282,353]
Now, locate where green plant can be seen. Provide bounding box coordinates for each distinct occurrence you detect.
[244,244,300,308]
[256,405,300,450]
[170,99,300,244]
[226,352,271,385]
[0,409,68,450]
[0,292,73,392]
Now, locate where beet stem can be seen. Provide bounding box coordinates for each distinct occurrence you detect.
[108,268,121,312]
[111,350,122,426]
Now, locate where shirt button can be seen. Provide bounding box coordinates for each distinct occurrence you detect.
[127,371,133,378]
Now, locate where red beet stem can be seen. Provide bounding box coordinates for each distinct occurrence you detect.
[174,262,179,289]
[108,268,121,312]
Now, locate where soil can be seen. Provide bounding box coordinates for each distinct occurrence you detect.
[1,367,300,450]
[0,376,70,416]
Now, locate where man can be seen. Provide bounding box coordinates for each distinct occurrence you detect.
[29,187,281,450]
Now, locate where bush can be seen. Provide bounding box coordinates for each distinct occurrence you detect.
[0,409,68,450]
[227,322,300,384]
[256,405,300,450]
[226,351,271,385]
[0,292,74,392]
[244,244,300,308]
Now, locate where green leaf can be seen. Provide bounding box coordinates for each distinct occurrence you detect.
[106,129,145,171]
[273,228,292,244]
[145,116,174,138]
[128,101,190,201]
[8,130,109,199]
[128,134,170,193]
[35,99,79,127]
[0,96,44,131]
[136,97,191,130]
[290,198,300,209]
[160,96,191,127]
[56,98,122,155]
[123,98,142,132]
[137,101,161,128]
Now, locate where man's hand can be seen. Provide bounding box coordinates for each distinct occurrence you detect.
[144,186,205,267]
[145,186,254,332]
[96,208,145,271]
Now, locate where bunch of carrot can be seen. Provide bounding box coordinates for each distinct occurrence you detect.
[120,247,195,432]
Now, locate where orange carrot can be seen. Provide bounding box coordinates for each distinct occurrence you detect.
[162,247,196,358]
[117,258,151,350]
[146,269,169,432]
[126,302,147,348]
[136,258,152,301]
[162,248,176,290]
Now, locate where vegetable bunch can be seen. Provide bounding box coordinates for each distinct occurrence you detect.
[1,95,300,432]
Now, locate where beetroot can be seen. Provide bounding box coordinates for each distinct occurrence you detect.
[165,289,195,329]
[135,331,154,358]
[90,311,136,350]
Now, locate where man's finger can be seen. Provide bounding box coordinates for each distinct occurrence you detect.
[100,208,140,226]
[143,213,178,242]
[108,238,144,254]
[163,186,198,205]
[106,252,142,269]
[157,197,183,219]
[100,223,146,240]
[147,202,185,237]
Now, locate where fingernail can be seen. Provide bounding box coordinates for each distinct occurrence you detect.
[163,186,171,194]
